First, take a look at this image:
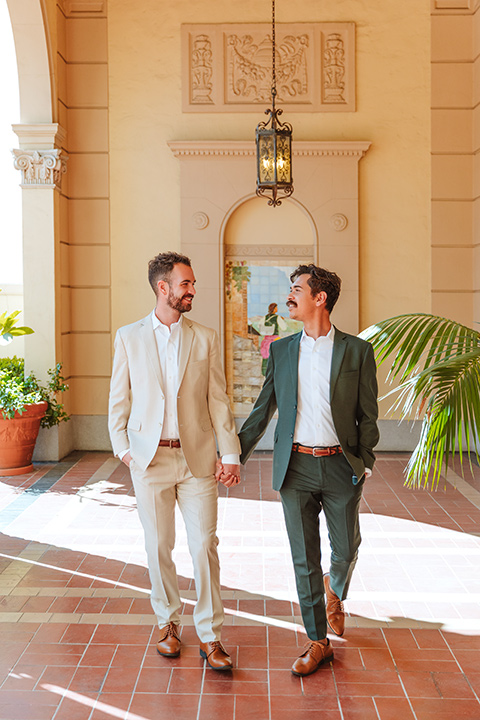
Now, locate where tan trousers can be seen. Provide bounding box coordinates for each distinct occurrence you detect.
[130,446,224,642]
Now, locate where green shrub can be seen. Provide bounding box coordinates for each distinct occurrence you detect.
[0,357,69,428]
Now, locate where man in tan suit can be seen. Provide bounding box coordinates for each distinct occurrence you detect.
[108,251,241,670]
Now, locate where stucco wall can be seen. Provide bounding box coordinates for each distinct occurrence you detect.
[108,0,431,337]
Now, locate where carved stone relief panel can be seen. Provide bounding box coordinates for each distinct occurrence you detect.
[182,23,355,113]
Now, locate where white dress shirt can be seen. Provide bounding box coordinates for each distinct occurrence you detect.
[294,325,340,447]
[152,310,182,440]
[293,324,371,477]
[120,311,239,466]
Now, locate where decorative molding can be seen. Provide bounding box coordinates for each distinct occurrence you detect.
[12,149,68,190]
[432,0,480,11]
[169,140,371,159]
[182,23,355,113]
[63,0,105,16]
[12,123,66,150]
[192,212,209,229]
[330,213,348,231]
[225,244,313,258]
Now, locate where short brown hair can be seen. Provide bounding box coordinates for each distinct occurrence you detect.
[148,252,192,295]
[290,264,341,313]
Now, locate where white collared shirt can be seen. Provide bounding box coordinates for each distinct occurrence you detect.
[152,310,182,440]
[293,325,341,447]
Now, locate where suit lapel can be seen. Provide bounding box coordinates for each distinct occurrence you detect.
[140,315,164,391]
[330,326,347,401]
[178,318,194,388]
[288,332,302,402]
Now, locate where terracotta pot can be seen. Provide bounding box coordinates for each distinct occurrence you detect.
[0,402,48,476]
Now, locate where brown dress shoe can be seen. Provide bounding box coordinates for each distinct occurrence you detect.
[291,638,333,676]
[199,640,233,670]
[324,573,345,637]
[156,622,181,657]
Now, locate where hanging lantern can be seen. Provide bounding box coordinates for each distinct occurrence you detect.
[255,0,293,207]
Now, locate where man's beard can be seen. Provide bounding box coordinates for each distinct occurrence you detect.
[167,288,194,313]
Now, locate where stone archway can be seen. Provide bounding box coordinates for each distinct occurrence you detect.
[169,139,370,345]
[7,0,70,460]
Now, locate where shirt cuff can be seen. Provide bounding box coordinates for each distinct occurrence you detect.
[118,449,130,461]
[221,454,240,465]
[365,468,372,478]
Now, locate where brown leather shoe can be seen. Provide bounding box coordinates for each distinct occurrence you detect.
[156,622,181,657]
[291,638,333,676]
[199,640,233,670]
[324,573,345,637]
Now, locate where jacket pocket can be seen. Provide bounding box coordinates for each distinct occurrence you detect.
[127,416,141,431]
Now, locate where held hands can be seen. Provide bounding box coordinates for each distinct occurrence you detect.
[215,460,241,488]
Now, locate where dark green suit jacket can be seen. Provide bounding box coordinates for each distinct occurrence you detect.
[239,327,379,490]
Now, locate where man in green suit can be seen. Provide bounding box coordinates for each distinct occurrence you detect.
[238,264,379,677]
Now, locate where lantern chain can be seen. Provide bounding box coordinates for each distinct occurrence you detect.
[271,0,276,100]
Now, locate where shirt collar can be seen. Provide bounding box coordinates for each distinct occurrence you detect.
[151,309,183,337]
[300,324,335,347]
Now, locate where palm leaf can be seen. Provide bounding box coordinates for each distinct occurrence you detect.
[360,314,480,489]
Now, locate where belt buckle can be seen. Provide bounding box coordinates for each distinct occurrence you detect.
[312,447,322,457]
[168,439,176,448]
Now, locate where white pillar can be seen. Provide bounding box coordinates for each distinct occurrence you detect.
[12,123,71,461]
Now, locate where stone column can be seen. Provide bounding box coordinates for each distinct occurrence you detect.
[12,123,70,460]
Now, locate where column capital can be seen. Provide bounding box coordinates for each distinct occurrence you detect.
[12,149,68,190]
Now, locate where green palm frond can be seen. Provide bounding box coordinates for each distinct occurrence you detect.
[359,314,480,489]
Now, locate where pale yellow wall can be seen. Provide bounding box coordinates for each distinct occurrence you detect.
[57,3,111,419]
[431,6,477,327]
[108,0,432,338]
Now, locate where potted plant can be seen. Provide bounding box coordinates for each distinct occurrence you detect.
[360,313,480,490]
[0,357,69,476]
[0,292,69,476]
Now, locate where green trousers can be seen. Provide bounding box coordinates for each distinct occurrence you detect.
[279,451,365,640]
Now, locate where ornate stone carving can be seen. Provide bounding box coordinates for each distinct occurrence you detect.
[225,244,312,258]
[330,213,348,232]
[182,23,355,113]
[192,211,209,229]
[323,34,346,104]
[12,149,68,190]
[226,33,309,104]
[190,35,214,104]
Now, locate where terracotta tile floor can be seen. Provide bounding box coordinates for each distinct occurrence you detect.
[0,451,479,719]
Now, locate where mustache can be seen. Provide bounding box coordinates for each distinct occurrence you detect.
[286,300,297,308]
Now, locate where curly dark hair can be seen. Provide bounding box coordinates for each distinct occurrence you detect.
[290,264,341,313]
[148,252,192,295]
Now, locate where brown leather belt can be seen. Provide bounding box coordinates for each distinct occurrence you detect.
[292,443,342,457]
[159,439,181,448]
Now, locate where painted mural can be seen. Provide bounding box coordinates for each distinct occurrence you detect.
[225,261,303,416]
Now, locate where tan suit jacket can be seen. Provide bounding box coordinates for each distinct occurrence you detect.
[108,313,240,476]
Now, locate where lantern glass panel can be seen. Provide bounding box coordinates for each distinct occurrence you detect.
[276,133,291,184]
[257,130,275,185]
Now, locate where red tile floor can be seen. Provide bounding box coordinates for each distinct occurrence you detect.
[0,451,479,720]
